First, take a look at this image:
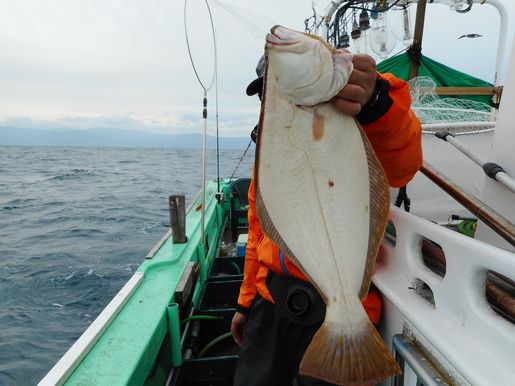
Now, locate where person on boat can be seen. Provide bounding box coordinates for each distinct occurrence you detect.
[232,53,423,386]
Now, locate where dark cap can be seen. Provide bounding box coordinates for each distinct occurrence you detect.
[246,55,265,96]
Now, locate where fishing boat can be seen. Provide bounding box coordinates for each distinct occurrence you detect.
[40,1,514,385]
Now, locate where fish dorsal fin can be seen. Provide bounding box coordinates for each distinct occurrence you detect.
[357,122,390,299]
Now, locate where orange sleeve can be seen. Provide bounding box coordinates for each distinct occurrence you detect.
[362,287,382,324]
[236,177,262,313]
[362,72,423,188]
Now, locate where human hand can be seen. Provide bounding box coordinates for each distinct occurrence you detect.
[332,54,377,116]
[231,312,248,346]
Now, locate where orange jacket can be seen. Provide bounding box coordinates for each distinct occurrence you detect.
[237,73,423,324]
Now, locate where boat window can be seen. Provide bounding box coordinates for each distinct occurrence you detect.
[485,271,515,325]
[421,238,446,277]
[410,278,435,307]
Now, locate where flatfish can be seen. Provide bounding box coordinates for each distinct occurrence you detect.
[254,26,400,385]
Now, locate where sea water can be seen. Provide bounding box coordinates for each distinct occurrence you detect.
[0,145,254,385]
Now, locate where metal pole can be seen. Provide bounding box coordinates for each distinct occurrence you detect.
[201,90,207,246]
[435,132,515,194]
[419,162,515,247]
[437,132,485,166]
[409,0,427,80]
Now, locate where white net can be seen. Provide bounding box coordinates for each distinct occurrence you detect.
[184,0,276,96]
[408,76,496,135]
[208,1,275,95]
[184,0,218,92]
[184,0,277,138]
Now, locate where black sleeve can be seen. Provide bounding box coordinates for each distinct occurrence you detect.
[356,76,393,126]
[236,304,251,316]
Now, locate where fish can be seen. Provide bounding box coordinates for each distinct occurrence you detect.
[254,26,400,385]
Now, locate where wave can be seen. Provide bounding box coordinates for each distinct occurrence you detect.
[0,146,255,385]
[49,169,96,181]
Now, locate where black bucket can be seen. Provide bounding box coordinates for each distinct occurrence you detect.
[197,280,242,313]
[171,356,238,386]
[207,256,244,282]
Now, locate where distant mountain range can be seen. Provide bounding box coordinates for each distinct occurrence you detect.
[0,126,251,149]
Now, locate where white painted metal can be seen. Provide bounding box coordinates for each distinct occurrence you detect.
[445,134,489,166]
[444,134,515,194]
[374,207,515,386]
[483,0,509,86]
[395,131,494,223]
[421,122,495,131]
[476,41,515,251]
[38,271,144,386]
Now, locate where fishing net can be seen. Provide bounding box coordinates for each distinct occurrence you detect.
[206,1,275,97]
[184,0,275,95]
[184,0,217,92]
[408,76,496,135]
[183,0,274,233]
[184,0,276,139]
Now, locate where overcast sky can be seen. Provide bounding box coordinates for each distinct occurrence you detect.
[0,0,513,137]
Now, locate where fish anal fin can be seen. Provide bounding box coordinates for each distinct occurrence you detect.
[299,318,401,385]
[357,123,390,300]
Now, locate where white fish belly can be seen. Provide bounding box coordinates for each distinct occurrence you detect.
[257,93,370,302]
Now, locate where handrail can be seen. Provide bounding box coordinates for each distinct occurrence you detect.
[435,86,503,96]
[392,335,451,386]
[419,162,515,246]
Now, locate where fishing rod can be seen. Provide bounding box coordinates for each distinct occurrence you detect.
[435,131,515,194]
[419,162,515,247]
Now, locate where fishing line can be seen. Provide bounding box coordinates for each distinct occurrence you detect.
[184,0,217,245]
[229,139,253,181]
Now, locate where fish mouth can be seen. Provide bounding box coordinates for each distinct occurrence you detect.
[266,25,299,46]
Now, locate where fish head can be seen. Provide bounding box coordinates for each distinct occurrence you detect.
[265,25,353,106]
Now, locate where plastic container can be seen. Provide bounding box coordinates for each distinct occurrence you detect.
[197,280,242,313]
[207,256,244,282]
[171,356,238,386]
[236,233,248,257]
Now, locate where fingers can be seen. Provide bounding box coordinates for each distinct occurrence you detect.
[335,83,371,107]
[352,54,376,74]
[350,54,377,102]
[231,313,247,346]
[333,96,362,116]
[332,53,377,116]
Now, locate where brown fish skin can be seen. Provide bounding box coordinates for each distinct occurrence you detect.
[255,26,399,385]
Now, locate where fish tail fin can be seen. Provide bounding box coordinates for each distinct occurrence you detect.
[299,318,401,385]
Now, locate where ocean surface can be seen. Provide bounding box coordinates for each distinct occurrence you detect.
[0,145,255,386]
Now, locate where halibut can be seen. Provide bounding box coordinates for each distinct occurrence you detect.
[254,26,400,385]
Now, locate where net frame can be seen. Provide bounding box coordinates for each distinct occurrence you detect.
[408,76,497,136]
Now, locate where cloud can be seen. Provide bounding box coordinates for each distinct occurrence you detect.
[0,106,259,138]
[0,0,512,139]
